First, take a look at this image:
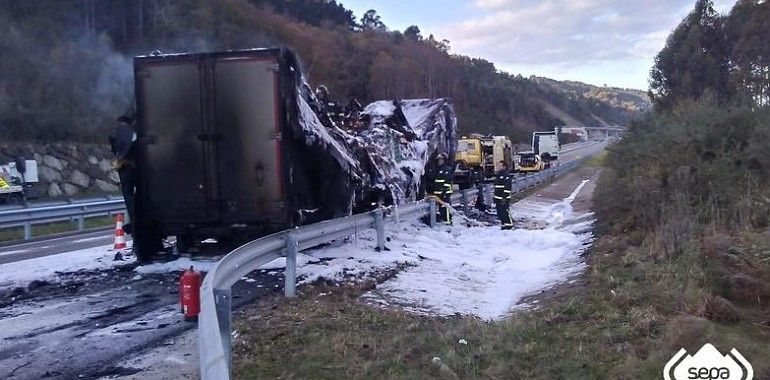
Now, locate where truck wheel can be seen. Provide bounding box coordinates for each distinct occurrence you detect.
[134,224,164,263]
[10,193,25,205]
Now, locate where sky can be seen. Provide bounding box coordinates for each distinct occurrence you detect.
[341,0,738,90]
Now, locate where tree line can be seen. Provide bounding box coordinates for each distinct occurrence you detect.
[0,0,645,142]
[650,0,770,109]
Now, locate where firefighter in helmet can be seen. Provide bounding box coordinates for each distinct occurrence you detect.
[315,85,343,124]
[493,160,514,230]
[430,152,453,224]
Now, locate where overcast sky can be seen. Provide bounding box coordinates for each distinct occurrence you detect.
[341,0,737,90]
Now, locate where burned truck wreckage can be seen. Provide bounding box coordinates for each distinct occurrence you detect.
[131,48,456,261]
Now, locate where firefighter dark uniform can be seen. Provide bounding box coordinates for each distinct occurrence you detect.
[493,162,513,230]
[316,85,344,124]
[431,154,453,224]
[110,112,138,234]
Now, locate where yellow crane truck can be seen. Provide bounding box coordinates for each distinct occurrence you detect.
[514,151,545,173]
[454,135,513,188]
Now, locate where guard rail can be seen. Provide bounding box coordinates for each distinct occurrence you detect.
[0,198,126,239]
[199,158,583,379]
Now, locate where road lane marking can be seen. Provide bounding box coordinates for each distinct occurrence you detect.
[0,230,112,251]
[73,236,111,244]
[0,249,29,257]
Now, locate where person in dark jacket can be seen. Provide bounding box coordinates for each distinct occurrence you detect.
[315,85,343,123]
[493,160,513,230]
[474,171,487,212]
[110,111,138,234]
[430,153,454,224]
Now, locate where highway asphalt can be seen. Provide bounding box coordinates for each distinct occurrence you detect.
[0,229,116,265]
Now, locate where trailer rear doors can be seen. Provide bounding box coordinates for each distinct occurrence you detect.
[134,50,286,231]
[532,131,559,161]
[213,56,283,222]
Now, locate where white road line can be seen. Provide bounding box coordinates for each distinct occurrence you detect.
[564,180,590,203]
[0,249,29,257]
[73,236,111,244]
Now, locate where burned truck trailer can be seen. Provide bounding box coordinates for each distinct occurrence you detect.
[132,49,457,261]
[132,49,357,260]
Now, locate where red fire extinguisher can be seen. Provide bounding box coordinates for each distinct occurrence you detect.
[179,266,201,322]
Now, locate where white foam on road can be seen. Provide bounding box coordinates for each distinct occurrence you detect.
[135,257,219,274]
[1,173,595,324]
[361,180,593,320]
[132,251,323,275]
[127,179,594,322]
[0,244,134,289]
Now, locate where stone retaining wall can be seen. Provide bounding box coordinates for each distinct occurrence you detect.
[0,143,121,197]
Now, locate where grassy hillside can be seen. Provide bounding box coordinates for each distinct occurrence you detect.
[0,0,648,143]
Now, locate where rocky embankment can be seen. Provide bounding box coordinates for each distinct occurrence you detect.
[0,143,120,198]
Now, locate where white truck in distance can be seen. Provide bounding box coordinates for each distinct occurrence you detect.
[532,130,560,168]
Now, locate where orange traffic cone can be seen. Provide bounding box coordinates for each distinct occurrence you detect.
[113,213,127,250]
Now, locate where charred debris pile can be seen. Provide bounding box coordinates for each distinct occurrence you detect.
[294,76,457,222]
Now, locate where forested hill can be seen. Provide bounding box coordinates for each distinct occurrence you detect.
[0,0,650,142]
[531,77,651,126]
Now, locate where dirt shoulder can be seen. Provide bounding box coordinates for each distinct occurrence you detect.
[526,164,601,205]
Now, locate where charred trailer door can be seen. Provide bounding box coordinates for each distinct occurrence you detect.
[132,49,298,261]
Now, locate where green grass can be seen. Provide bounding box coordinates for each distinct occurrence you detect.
[582,149,607,167]
[0,215,114,243]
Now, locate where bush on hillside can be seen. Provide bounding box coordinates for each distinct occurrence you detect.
[595,99,770,237]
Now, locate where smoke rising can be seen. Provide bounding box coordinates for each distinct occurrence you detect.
[91,42,134,118]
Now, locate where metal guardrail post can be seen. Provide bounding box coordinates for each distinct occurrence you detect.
[394,203,400,225]
[77,212,85,231]
[23,222,31,240]
[213,288,233,377]
[374,208,385,251]
[285,233,298,297]
[428,198,437,227]
[460,189,470,215]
